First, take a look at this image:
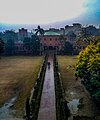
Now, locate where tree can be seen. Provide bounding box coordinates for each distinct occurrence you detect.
[23,37,31,54]
[67,31,76,41]
[23,35,40,55]
[3,30,17,42]
[76,36,100,105]
[59,35,66,54]
[0,38,4,57]
[5,39,15,55]
[35,26,44,35]
[31,35,40,55]
[63,41,73,55]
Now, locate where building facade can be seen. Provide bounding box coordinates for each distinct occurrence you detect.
[39,31,67,54]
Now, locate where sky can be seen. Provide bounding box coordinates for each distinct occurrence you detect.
[0,0,100,28]
[79,0,100,25]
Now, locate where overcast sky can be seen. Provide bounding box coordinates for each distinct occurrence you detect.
[0,0,100,27]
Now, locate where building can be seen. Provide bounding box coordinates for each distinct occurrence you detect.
[64,23,82,36]
[39,31,67,54]
[18,28,28,41]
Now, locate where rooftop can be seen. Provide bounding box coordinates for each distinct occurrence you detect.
[44,31,60,36]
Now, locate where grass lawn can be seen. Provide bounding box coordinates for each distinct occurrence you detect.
[58,55,77,90]
[0,56,42,116]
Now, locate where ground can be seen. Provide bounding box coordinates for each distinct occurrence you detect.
[58,56,100,120]
[0,56,42,117]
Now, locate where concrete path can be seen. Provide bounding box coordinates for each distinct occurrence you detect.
[38,56,56,120]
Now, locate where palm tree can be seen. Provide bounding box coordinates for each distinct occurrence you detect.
[35,26,44,35]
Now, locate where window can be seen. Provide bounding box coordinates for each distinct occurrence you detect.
[50,38,52,40]
[44,38,46,40]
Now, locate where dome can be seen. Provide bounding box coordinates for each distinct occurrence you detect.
[44,31,60,36]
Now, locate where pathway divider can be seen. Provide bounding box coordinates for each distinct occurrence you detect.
[54,53,70,120]
[24,54,48,120]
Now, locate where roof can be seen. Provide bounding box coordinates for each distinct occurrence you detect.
[44,31,60,36]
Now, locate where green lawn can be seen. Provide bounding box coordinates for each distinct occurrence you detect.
[58,56,77,90]
[0,56,42,116]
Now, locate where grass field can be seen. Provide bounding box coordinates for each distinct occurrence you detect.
[0,56,42,116]
[58,56,77,90]
[58,55,98,118]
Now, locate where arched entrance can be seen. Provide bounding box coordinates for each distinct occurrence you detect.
[48,46,56,50]
[42,46,59,55]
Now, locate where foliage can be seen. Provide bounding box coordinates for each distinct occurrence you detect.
[0,38,4,55]
[59,35,65,42]
[3,30,17,41]
[23,35,40,55]
[63,41,73,55]
[5,39,15,55]
[23,37,31,51]
[31,35,40,55]
[82,26,99,38]
[73,35,96,55]
[76,36,100,104]
[35,25,44,35]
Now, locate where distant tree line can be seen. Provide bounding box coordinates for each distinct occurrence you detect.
[23,35,40,55]
[0,34,40,56]
[0,25,99,56]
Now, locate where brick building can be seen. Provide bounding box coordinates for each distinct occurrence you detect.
[39,31,67,54]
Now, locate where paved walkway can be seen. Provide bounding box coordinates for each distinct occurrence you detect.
[38,56,56,120]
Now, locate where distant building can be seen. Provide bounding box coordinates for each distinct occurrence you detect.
[18,28,28,41]
[64,23,82,36]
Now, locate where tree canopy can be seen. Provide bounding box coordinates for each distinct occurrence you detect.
[23,35,40,55]
[5,39,15,55]
[35,26,44,35]
[63,41,73,55]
